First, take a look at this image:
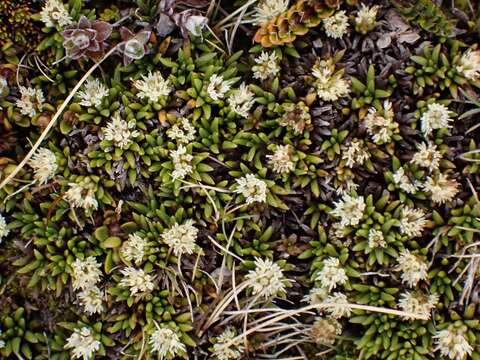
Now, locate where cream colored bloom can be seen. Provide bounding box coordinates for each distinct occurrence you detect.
[323,11,349,39]
[161,220,198,256]
[16,86,44,117]
[421,103,453,136]
[267,144,294,174]
[315,257,348,291]
[368,228,386,248]
[170,145,193,180]
[312,59,350,101]
[330,194,365,228]
[78,286,104,315]
[456,48,480,81]
[364,100,399,144]
[245,258,288,298]
[133,71,172,102]
[324,292,351,319]
[40,0,73,28]
[227,83,255,118]
[71,256,102,291]
[121,233,148,265]
[149,327,186,359]
[212,328,244,360]
[28,147,57,184]
[252,0,289,25]
[64,327,100,360]
[119,267,155,295]
[65,183,98,211]
[309,317,342,345]
[167,118,196,144]
[410,142,442,172]
[398,291,438,320]
[355,4,379,34]
[77,78,109,107]
[397,250,428,287]
[423,173,459,204]
[434,326,473,360]
[234,174,267,204]
[303,287,329,306]
[342,139,370,168]
[399,206,427,238]
[392,167,418,194]
[103,113,140,149]
[0,214,9,243]
[207,74,233,101]
[252,51,280,80]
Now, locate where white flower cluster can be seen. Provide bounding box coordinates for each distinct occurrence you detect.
[252,0,289,25]
[133,71,172,103]
[65,182,98,211]
[410,141,442,172]
[77,286,104,315]
[342,139,370,168]
[77,78,109,107]
[398,291,438,320]
[324,292,351,319]
[227,83,255,118]
[28,147,57,185]
[16,86,44,117]
[312,59,350,101]
[71,256,104,314]
[102,113,140,149]
[170,145,193,180]
[149,327,186,359]
[0,214,9,243]
[397,250,428,287]
[167,118,196,144]
[315,257,348,292]
[355,4,379,34]
[330,194,366,228]
[245,258,289,298]
[234,174,268,204]
[40,0,73,28]
[423,173,459,204]
[161,220,198,256]
[267,144,295,175]
[207,74,233,101]
[119,267,155,296]
[399,206,427,238]
[392,167,418,194]
[367,228,386,248]
[323,11,349,39]
[212,328,244,360]
[310,317,342,345]
[364,100,399,144]
[252,51,281,81]
[456,48,480,81]
[64,327,100,360]
[421,103,453,136]
[434,326,473,360]
[121,233,148,265]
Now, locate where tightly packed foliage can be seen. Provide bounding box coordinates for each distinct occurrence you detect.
[1,0,480,359]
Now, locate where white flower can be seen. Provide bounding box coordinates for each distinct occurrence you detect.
[364,101,399,144]
[335,179,359,197]
[398,291,438,320]
[71,256,102,291]
[207,74,233,101]
[133,71,172,102]
[252,51,281,81]
[399,206,427,238]
[161,220,198,256]
[397,250,428,288]
[167,118,196,144]
[368,229,386,248]
[40,0,72,28]
[312,59,350,101]
[279,102,311,134]
[28,147,57,185]
[119,267,155,295]
[330,194,366,228]
[456,48,480,81]
[392,167,418,194]
[245,258,289,298]
[16,86,44,117]
[170,145,193,180]
[0,214,9,242]
[323,11,349,39]
[64,327,100,360]
[102,113,140,149]
[149,327,186,359]
[309,317,342,345]
[121,233,148,265]
[421,103,453,136]
[77,286,104,315]
[77,78,109,107]
[252,0,289,25]
[410,142,442,172]
[315,257,348,292]
[423,173,459,204]
[324,292,351,319]
[434,326,473,360]
[303,287,329,306]
[342,139,370,168]
[212,328,244,360]
[266,144,294,174]
[227,83,255,118]
[234,174,267,204]
[65,183,98,211]
[355,4,379,34]
[184,15,208,37]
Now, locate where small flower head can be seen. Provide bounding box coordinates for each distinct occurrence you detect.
[40,0,73,28]
[342,139,370,168]
[149,327,186,359]
[170,145,193,180]
[323,10,349,39]
[234,174,267,204]
[64,327,100,360]
[397,250,428,287]
[16,86,44,117]
[71,256,102,291]
[434,326,473,360]
[77,78,109,107]
[364,100,399,144]
[315,257,348,291]
[324,292,351,318]
[207,74,233,101]
[161,220,198,256]
[227,83,255,118]
[355,4,379,34]
[167,118,196,144]
[121,233,148,265]
[133,71,172,103]
[0,214,9,242]
[410,142,442,172]
[212,328,244,360]
[102,113,140,149]
[456,48,480,81]
[392,167,418,194]
[119,267,155,295]
[399,206,427,238]
[330,194,366,228]
[245,258,289,298]
[398,291,438,320]
[303,287,329,306]
[77,286,104,315]
[252,51,280,81]
[421,103,453,136]
[309,317,342,345]
[267,144,294,175]
[65,183,98,211]
[280,102,311,134]
[312,59,350,101]
[28,147,57,185]
[252,0,289,25]
[423,173,459,204]
[368,229,386,248]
